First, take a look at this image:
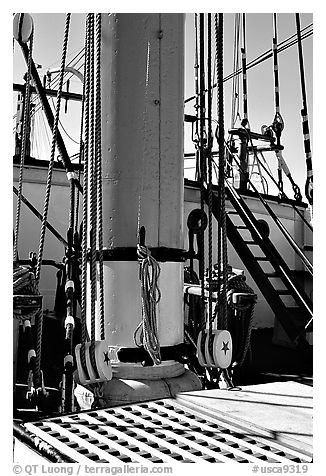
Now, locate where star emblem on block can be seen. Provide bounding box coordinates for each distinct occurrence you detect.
[103,351,110,366]
[221,341,229,355]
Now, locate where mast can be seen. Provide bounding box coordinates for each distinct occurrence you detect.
[84,14,201,403]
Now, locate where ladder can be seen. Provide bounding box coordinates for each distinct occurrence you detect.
[205,183,312,349]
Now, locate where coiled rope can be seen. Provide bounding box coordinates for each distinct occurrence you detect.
[134,241,162,365]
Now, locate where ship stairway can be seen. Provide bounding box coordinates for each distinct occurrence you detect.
[205,182,313,349]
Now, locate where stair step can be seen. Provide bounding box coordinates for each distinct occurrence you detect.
[255,257,270,261]
[235,225,248,230]
[265,272,279,278]
[276,290,292,295]
[244,241,258,245]
[227,210,238,214]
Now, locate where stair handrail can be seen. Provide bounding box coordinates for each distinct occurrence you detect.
[222,183,312,316]
[222,145,313,276]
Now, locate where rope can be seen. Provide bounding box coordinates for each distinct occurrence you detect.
[272,13,284,138]
[230,13,241,130]
[184,22,313,104]
[214,13,228,331]
[34,14,71,386]
[136,42,150,235]
[95,13,105,341]
[87,14,100,380]
[295,13,313,206]
[194,14,200,180]
[207,13,213,334]
[199,13,207,332]
[35,14,71,285]
[14,30,34,262]
[80,14,91,381]
[240,14,249,128]
[134,243,161,365]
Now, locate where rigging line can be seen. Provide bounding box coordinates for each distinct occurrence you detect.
[95,13,105,341]
[13,29,34,262]
[87,13,100,380]
[13,185,68,247]
[193,13,200,180]
[241,13,249,127]
[136,41,151,236]
[215,13,228,331]
[30,66,83,120]
[75,54,87,235]
[271,13,285,150]
[29,50,85,119]
[80,13,91,381]
[59,119,80,144]
[43,48,85,88]
[35,13,72,386]
[184,25,313,104]
[199,13,206,332]
[44,45,85,73]
[49,96,80,145]
[295,13,313,206]
[230,13,241,130]
[207,13,213,332]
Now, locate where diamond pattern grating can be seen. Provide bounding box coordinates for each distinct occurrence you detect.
[25,399,311,463]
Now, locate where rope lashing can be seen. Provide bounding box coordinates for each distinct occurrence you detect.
[295,13,313,206]
[134,228,162,366]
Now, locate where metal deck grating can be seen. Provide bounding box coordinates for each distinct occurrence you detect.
[25,399,312,463]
